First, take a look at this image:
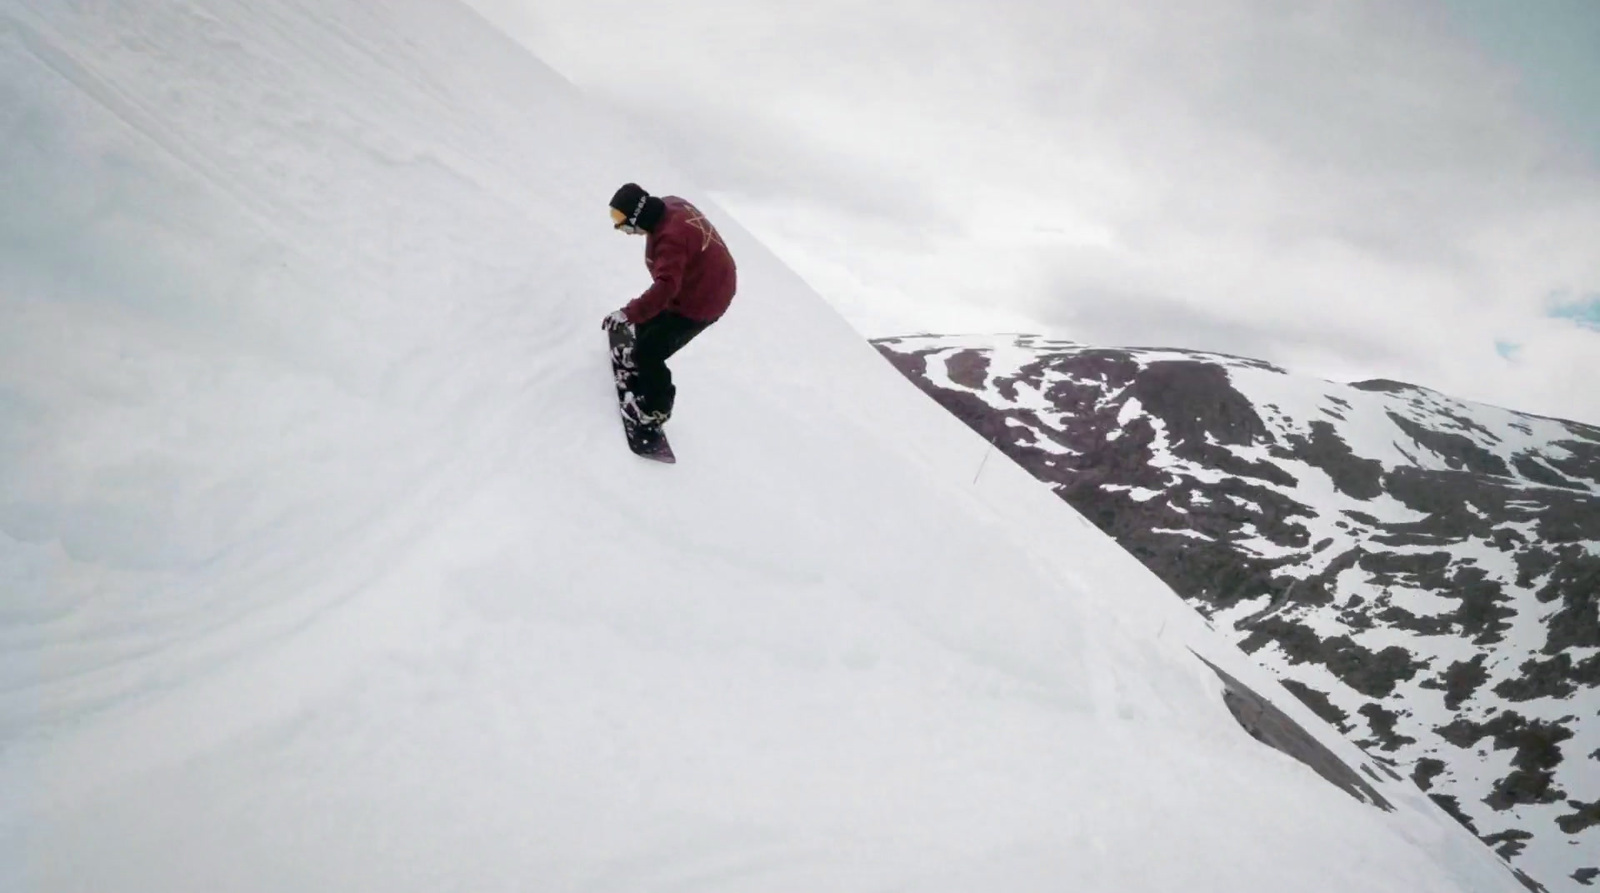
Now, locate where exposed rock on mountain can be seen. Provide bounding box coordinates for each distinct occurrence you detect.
[876,334,1600,892]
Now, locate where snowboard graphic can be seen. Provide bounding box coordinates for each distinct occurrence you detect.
[608,325,676,463]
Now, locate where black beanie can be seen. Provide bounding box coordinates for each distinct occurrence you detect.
[609,182,665,231]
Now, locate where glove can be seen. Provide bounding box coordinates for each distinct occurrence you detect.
[601,309,630,332]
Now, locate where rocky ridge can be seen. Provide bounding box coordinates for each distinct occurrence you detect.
[876,334,1600,892]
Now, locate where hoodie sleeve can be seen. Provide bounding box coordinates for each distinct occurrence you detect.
[623,232,688,324]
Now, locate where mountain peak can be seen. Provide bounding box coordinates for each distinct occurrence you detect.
[878,334,1600,893]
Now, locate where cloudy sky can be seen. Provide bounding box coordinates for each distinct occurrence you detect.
[469,0,1600,424]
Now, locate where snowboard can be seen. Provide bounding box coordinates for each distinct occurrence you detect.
[607,325,676,464]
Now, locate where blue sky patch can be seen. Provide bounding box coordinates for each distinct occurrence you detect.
[1495,339,1522,361]
[1547,293,1600,331]
[1441,0,1600,163]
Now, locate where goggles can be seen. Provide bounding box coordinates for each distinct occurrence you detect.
[610,198,647,234]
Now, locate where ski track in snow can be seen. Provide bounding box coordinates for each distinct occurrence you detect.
[0,3,1533,892]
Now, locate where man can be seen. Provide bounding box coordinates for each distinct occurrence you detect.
[602,182,737,429]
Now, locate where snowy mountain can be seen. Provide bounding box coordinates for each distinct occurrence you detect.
[875,334,1600,892]
[0,1,1537,890]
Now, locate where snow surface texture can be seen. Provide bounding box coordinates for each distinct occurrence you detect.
[877,333,1600,892]
[0,2,1529,891]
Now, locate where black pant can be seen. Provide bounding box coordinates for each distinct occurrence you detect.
[623,312,711,419]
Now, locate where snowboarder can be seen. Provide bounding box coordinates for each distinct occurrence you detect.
[601,183,738,431]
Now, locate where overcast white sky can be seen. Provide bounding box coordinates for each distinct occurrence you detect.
[469,0,1600,425]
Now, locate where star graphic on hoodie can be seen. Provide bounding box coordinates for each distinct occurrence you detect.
[682,205,725,251]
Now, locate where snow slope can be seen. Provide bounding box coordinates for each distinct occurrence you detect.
[0,2,1527,890]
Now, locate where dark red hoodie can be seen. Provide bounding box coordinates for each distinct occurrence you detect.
[622,196,738,325]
